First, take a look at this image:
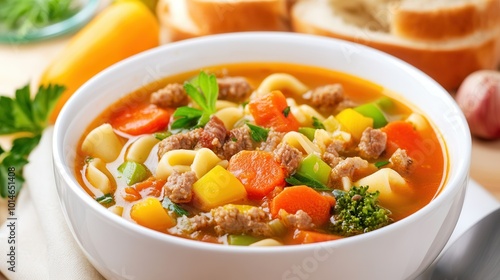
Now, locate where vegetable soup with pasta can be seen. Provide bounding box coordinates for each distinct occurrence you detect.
[76,63,447,246]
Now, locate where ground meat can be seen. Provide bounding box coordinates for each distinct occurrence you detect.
[273,143,302,177]
[176,214,213,234]
[222,126,254,159]
[195,116,227,152]
[389,148,415,176]
[211,205,272,237]
[358,127,387,159]
[335,99,357,113]
[150,83,188,108]
[330,157,369,181]
[310,84,345,111]
[322,140,344,168]
[259,130,285,152]
[157,129,202,159]
[217,76,252,102]
[279,209,314,230]
[164,170,197,203]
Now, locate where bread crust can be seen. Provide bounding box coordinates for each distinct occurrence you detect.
[186,0,289,33]
[156,0,201,41]
[292,8,500,90]
[391,0,500,40]
[157,0,291,41]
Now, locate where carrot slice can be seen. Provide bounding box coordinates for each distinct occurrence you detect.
[270,185,333,226]
[110,104,170,135]
[227,150,286,199]
[288,230,343,244]
[135,177,166,197]
[248,90,300,132]
[381,121,423,157]
[123,187,141,202]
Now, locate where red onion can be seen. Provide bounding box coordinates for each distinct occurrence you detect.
[455,70,500,139]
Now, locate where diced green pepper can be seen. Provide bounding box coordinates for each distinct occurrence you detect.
[117,161,150,185]
[374,97,394,111]
[298,127,316,141]
[296,154,332,185]
[228,234,262,246]
[354,103,388,128]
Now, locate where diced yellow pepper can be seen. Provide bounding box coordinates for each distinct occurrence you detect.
[130,197,175,231]
[193,165,247,211]
[335,108,373,140]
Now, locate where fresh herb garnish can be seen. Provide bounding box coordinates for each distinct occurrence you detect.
[154,131,171,141]
[0,0,76,36]
[171,71,218,130]
[0,84,65,198]
[162,197,189,216]
[282,106,291,117]
[374,160,390,169]
[96,193,114,205]
[312,116,325,130]
[286,173,331,191]
[246,123,269,142]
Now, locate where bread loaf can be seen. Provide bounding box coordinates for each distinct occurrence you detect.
[157,0,290,42]
[291,0,500,90]
[391,0,500,40]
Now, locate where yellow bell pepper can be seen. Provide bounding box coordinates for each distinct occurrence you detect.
[41,0,160,123]
[335,108,373,140]
[130,197,176,231]
[193,165,247,211]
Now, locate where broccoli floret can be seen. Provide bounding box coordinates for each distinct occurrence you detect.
[330,185,392,236]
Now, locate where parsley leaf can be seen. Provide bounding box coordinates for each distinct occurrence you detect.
[0,84,65,135]
[0,0,76,36]
[312,116,325,130]
[375,160,390,168]
[96,193,114,206]
[0,84,64,198]
[162,197,189,216]
[286,173,331,191]
[171,72,218,130]
[282,106,291,117]
[246,123,269,142]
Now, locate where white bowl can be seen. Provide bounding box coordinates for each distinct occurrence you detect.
[53,32,471,280]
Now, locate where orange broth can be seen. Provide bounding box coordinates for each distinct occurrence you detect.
[75,63,448,244]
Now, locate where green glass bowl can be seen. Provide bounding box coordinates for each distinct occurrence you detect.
[0,0,99,44]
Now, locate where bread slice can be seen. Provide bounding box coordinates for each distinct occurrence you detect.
[391,0,500,40]
[157,0,202,41]
[291,0,500,90]
[157,0,289,42]
[186,0,289,34]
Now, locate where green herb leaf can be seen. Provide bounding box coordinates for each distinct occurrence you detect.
[246,123,269,142]
[285,173,331,191]
[0,84,64,198]
[374,160,390,169]
[282,106,291,117]
[96,193,114,205]
[154,131,172,141]
[162,197,189,216]
[0,84,65,135]
[171,72,219,130]
[171,107,203,130]
[312,116,325,130]
[0,0,76,36]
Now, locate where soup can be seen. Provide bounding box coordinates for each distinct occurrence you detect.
[76,63,447,246]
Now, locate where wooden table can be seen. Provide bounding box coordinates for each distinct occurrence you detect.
[2,33,500,203]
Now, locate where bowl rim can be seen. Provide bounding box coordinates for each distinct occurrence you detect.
[53,32,471,253]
